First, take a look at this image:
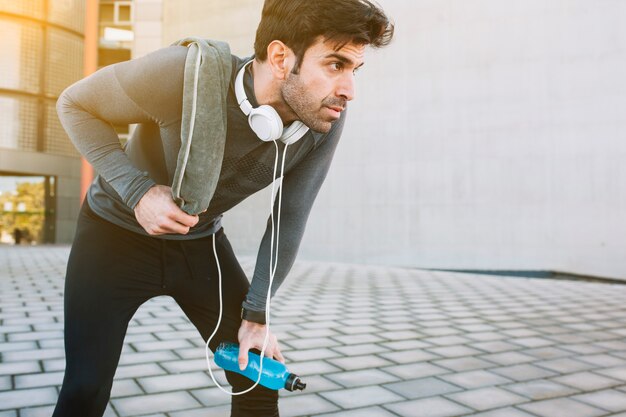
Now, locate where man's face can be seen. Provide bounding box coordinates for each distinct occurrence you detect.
[281,37,366,133]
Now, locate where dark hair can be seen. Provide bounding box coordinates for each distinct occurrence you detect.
[254,0,394,72]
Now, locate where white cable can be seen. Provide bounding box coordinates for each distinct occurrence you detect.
[205,141,289,395]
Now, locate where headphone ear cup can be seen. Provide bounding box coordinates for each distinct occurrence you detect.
[249,105,283,142]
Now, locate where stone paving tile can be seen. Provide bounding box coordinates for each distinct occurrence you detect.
[123,333,159,344]
[117,350,178,366]
[14,371,64,389]
[465,332,508,342]
[551,371,622,391]
[327,354,393,371]
[509,337,556,348]
[379,349,439,364]
[615,351,626,360]
[595,340,626,350]
[534,357,596,373]
[325,368,399,388]
[427,345,483,358]
[132,414,166,417]
[188,387,232,406]
[384,376,463,399]
[18,405,67,417]
[502,379,578,400]
[378,330,421,341]
[439,370,513,389]
[384,396,473,417]
[113,363,167,379]
[2,348,65,362]
[446,386,528,411]
[288,328,341,339]
[560,343,608,355]
[0,377,11,391]
[469,341,522,353]
[315,405,397,417]
[378,322,415,331]
[284,337,342,349]
[330,343,388,356]
[174,347,206,359]
[169,405,230,417]
[112,391,201,416]
[284,347,342,362]
[490,364,558,382]
[331,333,385,345]
[0,325,32,335]
[163,359,214,375]
[518,397,607,417]
[576,353,626,367]
[0,361,41,376]
[131,339,193,352]
[573,389,626,412]
[480,351,536,365]
[280,393,339,416]
[522,346,573,359]
[433,356,497,372]
[110,379,144,398]
[337,325,382,335]
[470,408,537,417]
[380,339,431,350]
[137,372,213,393]
[300,320,339,330]
[593,366,626,382]
[319,385,404,409]
[423,335,473,346]
[0,342,38,352]
[382,362,450,379]
[0,387,58,409]
[289,360,342,376]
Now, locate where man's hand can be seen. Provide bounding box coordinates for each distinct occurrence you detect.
[134,185,199,235]
[237,319,285,371]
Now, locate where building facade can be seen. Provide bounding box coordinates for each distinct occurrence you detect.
[0,0,86,243]
[0,0,140,243]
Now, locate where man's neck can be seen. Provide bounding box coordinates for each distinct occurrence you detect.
[251,59,298,125]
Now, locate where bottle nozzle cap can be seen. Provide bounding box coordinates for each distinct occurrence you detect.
[285,373,306,391]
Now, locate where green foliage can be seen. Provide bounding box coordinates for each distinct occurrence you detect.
[0,181,45,244]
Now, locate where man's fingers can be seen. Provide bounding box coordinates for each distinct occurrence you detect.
[170,209,199,228]
[148,218,191,235]
[275,344,285,364]
[238,342,250,371]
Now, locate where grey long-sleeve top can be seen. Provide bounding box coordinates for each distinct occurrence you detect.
[56,45,344,312]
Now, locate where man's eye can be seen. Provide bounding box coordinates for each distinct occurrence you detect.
[331,62,343,71]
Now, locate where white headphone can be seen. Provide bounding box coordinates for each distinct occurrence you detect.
[235,60,309,145]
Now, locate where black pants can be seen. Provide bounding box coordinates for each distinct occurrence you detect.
[52,202,279,417]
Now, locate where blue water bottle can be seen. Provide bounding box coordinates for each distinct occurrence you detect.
[214,342,306,391]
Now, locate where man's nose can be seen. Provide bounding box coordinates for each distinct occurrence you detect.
[337,73,355,102]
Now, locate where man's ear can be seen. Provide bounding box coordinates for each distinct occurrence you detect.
[266,40,293,80]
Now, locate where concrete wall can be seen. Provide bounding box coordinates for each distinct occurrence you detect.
[133,0,163,58]
[162,0,261,55]
[161,0,626,279]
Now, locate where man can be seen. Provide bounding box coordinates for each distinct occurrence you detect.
[53,0,393,416]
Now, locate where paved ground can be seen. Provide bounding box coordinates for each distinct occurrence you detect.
[1,246,626,417]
